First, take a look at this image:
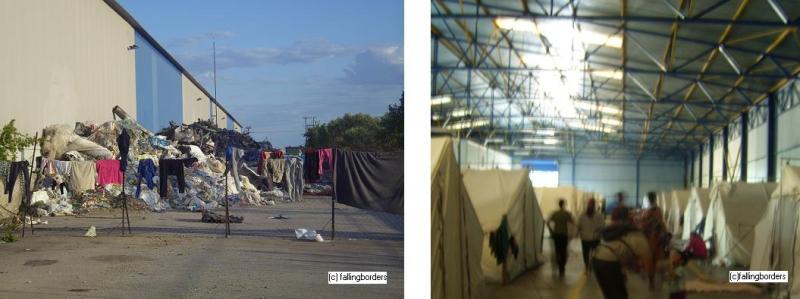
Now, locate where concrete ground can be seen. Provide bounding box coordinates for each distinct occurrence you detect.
[0,196,403,298]
[489,239,771,299]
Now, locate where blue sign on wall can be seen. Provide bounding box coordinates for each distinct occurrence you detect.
[135,32,183,132]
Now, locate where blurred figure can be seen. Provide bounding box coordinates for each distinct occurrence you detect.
[592,208,653,299]
[610,192,630,221]
[577,198,604,272]
[548,199,574,278]
[640,192,669,290]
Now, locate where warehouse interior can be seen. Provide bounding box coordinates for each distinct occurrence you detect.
[431,0,800,298]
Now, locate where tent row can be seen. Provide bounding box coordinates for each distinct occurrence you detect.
[655,167,800,297]
[431,137,545,299]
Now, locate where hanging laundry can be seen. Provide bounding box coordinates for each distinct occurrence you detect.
[136,159,157,198]
[0,161,11,178]
[96,159,122,186]
[117,128,130,171]
[257,151,270,176]
[54,160,72,178]
[318,148,333,175]
[270,159,286,184]
[223,147,245,193]
[3,161,30,202]
[271,150,284,159]
[69,161,96,194]
[40,157,57,176]
[284,157,304,202]
[158,159,190,197]
[304,151,320,181]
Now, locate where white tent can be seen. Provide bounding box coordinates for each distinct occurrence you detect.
[535,186,582,219]
[681,187,711,240]
[702,182,776,266]
[657,191,670,220]
[750,166,800,298]
[463,169,545,283]
[431,137,486,299]
[666,189,691,234]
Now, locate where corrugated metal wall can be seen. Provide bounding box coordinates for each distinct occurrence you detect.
[0,0,137,135]
[181,74,210,123]
[558,157,683,207]
[135,31,183,132]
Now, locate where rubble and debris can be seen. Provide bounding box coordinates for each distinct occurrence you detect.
[303,183,332,196]
[85,226,96,237]
[294,228,323,242]
[201,210,243,223]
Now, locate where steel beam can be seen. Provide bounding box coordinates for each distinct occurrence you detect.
[767,93,777,182]
[740,112,748,181]
[431,12,795,27]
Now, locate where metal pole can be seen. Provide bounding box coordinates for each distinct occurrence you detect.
[225,163,230,238]
[25,132,39,236]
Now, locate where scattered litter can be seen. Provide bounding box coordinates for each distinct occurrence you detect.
[84,226,96,237]
[270,214,288,219]
[295,228,318,241]
[201,210,244,223]
[315,234,324,242]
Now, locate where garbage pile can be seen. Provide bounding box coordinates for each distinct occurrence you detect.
[32,117,295,215]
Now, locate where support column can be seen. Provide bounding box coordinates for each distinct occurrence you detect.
[635,158,641,208]
[698,145,703,187]
[683,154,689,188]
[708,135,714,185]
[740,112,748,182]
[767,93,778,182]
[571,157,576,186]
[723,126,729,181]
[689,151,694,187]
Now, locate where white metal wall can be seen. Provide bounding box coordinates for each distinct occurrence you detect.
[0,0,137,135]
[712,132,724,183]
[454,139,513,170]
[777,82,800,180]
[747,122,769,182]
[701,144,710,187]
[181,74,210,124]
[727,134,742,181]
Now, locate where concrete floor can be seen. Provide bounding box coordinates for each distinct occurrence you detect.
[489,239,771,299]
[0,196,403,298]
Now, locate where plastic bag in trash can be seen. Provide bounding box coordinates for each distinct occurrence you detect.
[85,226,97,237]
[295,228,317,240]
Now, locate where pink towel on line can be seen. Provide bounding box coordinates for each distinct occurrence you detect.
[318,148,333,175]
[96,159,123,186]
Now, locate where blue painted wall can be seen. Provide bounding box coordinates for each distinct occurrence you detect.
[227,116,233,130]
[135,32,183,132]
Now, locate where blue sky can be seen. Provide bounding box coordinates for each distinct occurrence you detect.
[118,0,404,147]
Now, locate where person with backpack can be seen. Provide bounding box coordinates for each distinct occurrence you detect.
[548,199,574,278]
[592,208,653,299]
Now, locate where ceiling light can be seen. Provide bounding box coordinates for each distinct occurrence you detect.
[431,95,452,105]
[446,118,489,130]
[514,150,532,156]
[519,129,556,136]
[579,31,623,48]
[573,101,622,115]
[485,137,504,143]
[592,69,623,80]
[495,17,538,33]
[500,145,519,150]
[601,118,623,126]
[431,114,442,121]
[543,138,560,145]
[450,108,471,118]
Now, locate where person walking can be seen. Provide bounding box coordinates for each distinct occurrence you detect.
[640,192,669,290]
[577,198,604,272]
[548,199,574,278]
[592,208,653,299]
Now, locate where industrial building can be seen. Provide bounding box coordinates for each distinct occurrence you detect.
[0,0,242,136]
[431,0,800,298]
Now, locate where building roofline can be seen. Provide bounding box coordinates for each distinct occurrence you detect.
[103,0,243,128]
